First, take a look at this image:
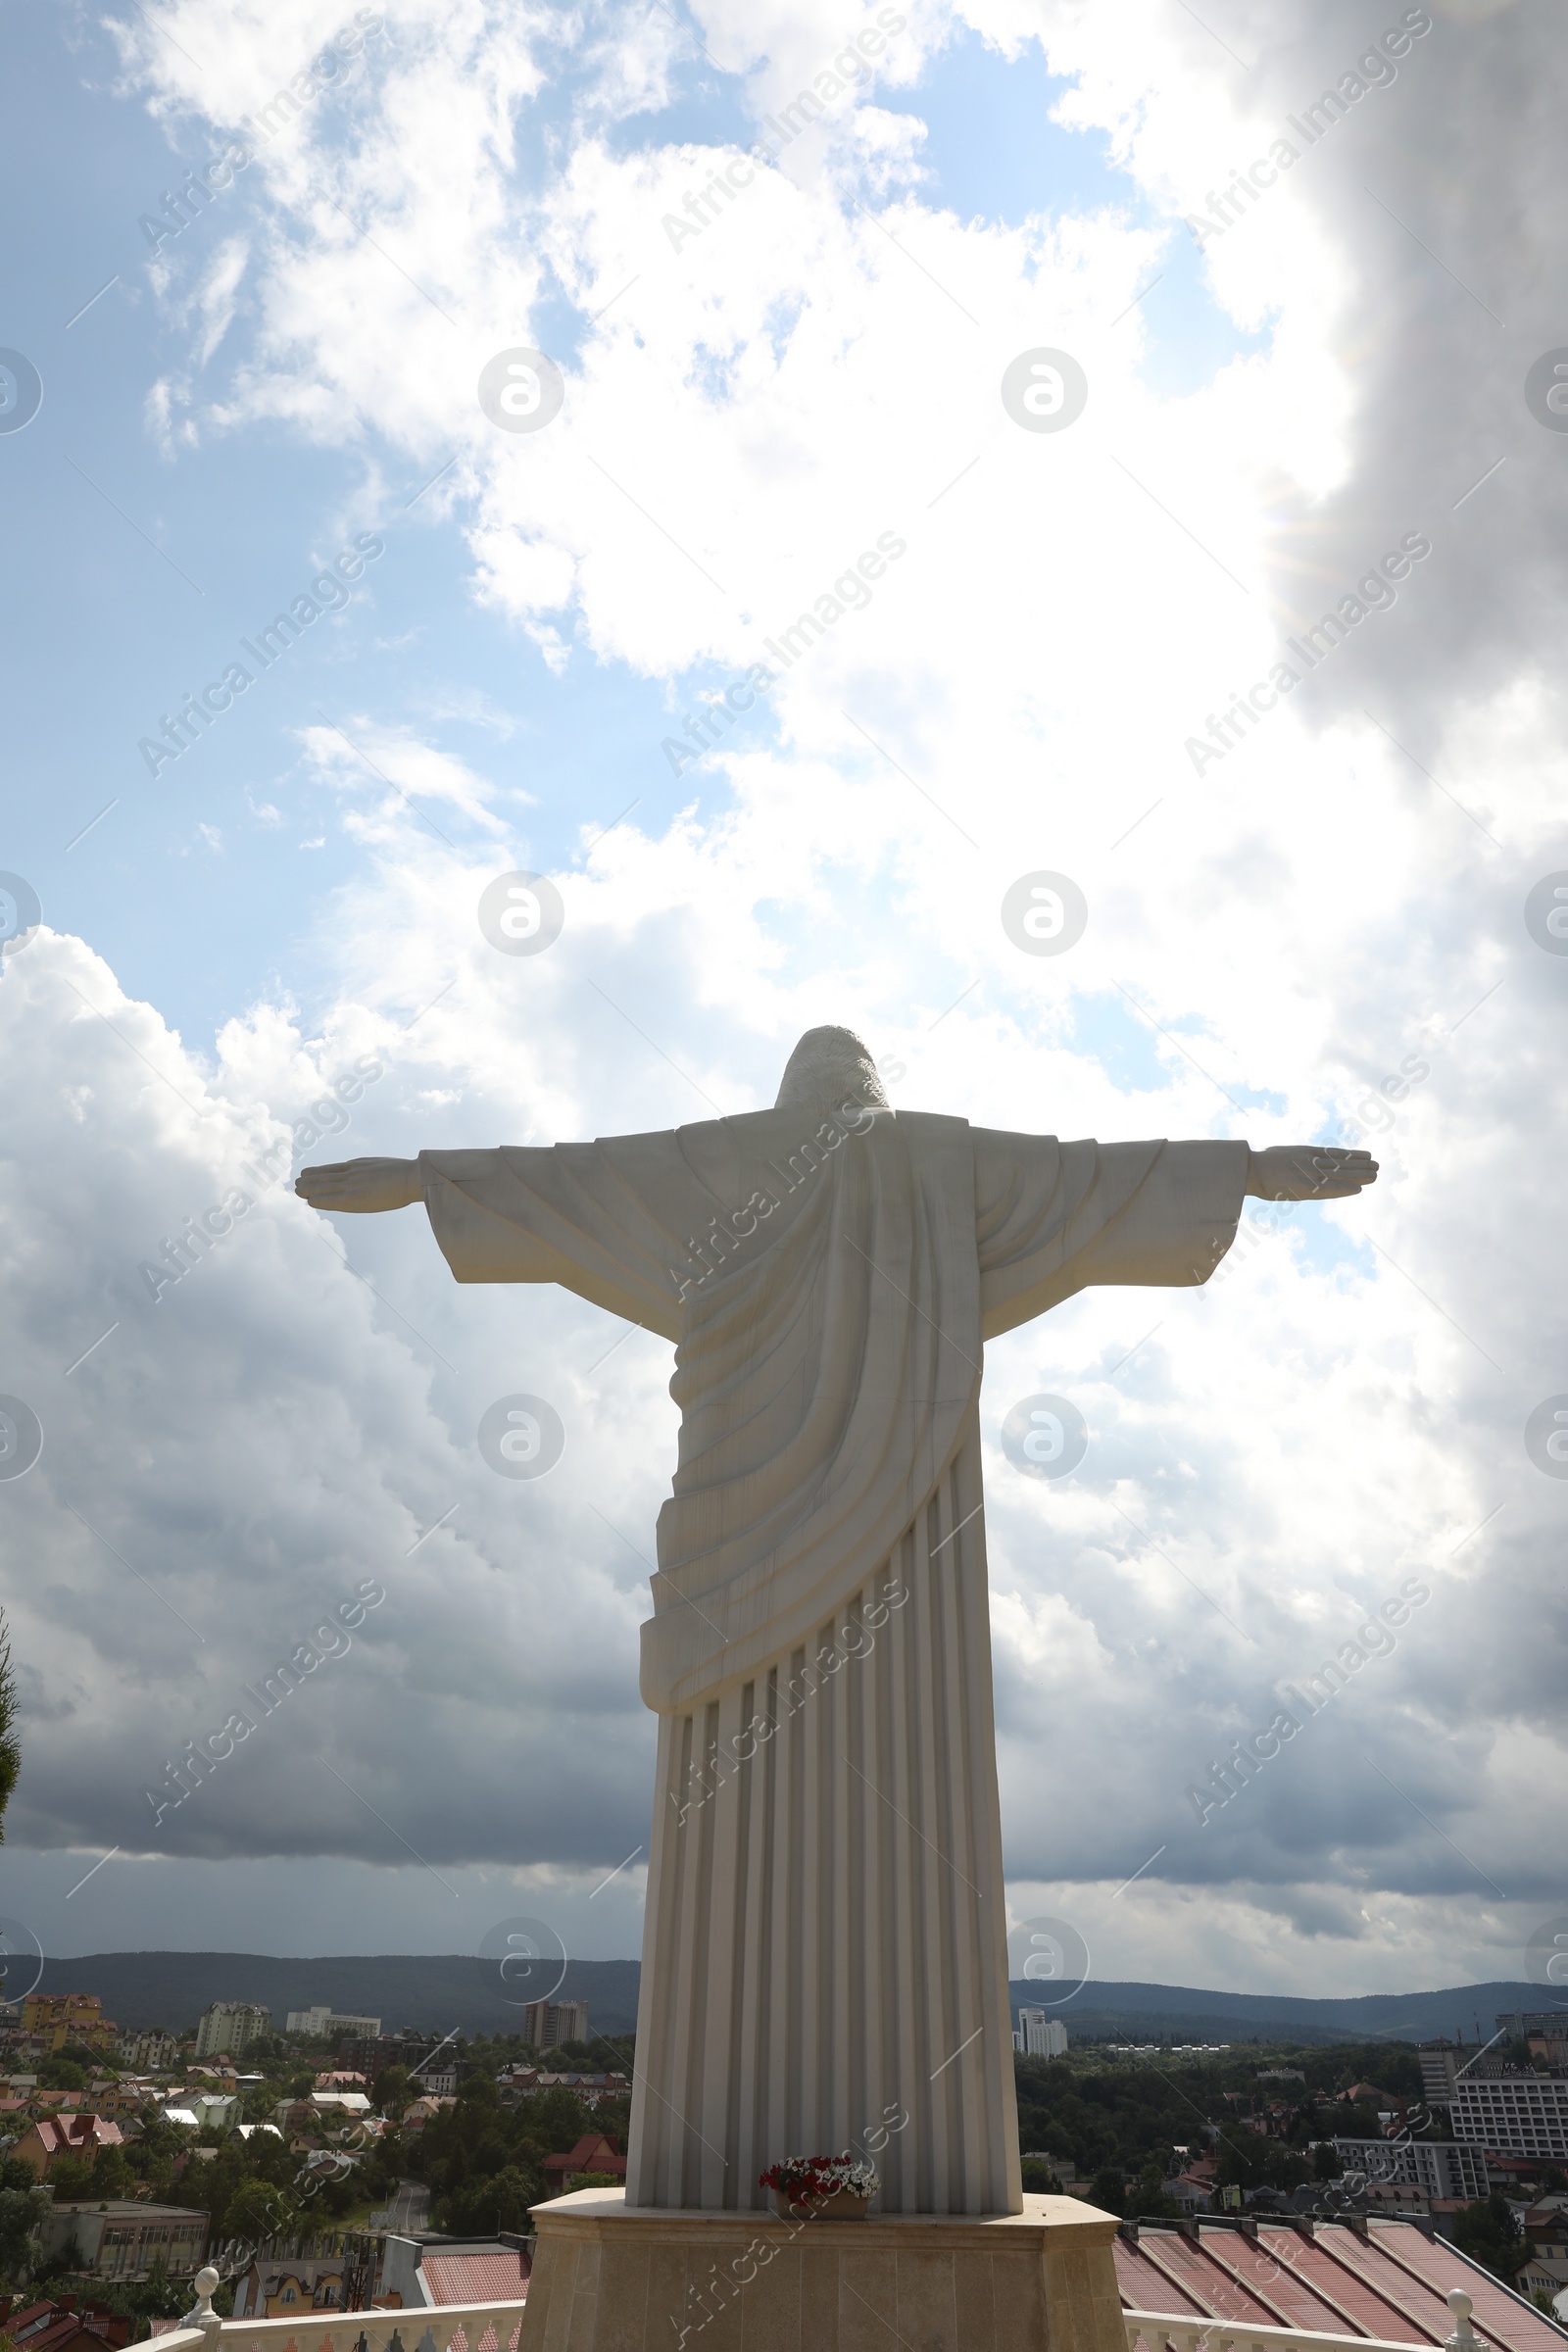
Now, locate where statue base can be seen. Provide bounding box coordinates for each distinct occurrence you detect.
[519,2187,1125,2352]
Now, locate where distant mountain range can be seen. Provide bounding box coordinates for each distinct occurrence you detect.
[31,1955,1550,2045]
[35,1952,643,2038]
[1004,1979,1545,2047]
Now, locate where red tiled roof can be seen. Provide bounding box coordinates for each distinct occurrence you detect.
[541,2133,624,2180]
[1262,2225,1437,2337]
[1361,2218,1567,2352]
[30,2117,122,2157]
[24,2319,126,2352]
[419,2252,528,2308]
[3,2302,128,2352]
[1115,2222,1568,2352]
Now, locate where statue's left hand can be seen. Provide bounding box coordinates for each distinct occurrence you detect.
[295,1156,422,1213]
[1247,1145,1378,1200]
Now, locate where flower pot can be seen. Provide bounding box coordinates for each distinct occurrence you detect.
[768,2187,870,2221]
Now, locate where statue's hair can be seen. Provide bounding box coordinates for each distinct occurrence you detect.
[774,1025,889,1114]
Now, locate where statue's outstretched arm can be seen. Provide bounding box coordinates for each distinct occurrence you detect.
[293,1145,686,1336]
[1247,1145,1378,1201]
[296,1157,422,1213]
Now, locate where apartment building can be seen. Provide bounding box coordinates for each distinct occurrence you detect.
[1450,2074,1568,2161]
[194,2001,271,2059]
[519,1999,589,2050]
[1012,2009,1068,2057]
[1334,2135,1490,2200]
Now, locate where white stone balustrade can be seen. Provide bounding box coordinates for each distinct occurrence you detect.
[1125,2288,1487,2352]
[159,2292,526,2352]
[157,2271,1486,2352]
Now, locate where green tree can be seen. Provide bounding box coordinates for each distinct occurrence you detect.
[0,1618,20,1838]
[224,2178,294,2246]
[1314,2141,1343,2180]
[415,2079,603,2234]
[126,2251,185,2328]
[90,2144,134,2199]
[1127,2161,1181,2221]
[528,2086,591,2148]
[37,2058,86,2092]
[313,2167,362,2221]
[127,2115,192,2199]
[48,2156,94,2202]
[1089,2167,1126,2215]
[0,2184,51,2284]
[374,2065,414,2121]
[1451,2195,1527,2284]
[443,2161,545,2235]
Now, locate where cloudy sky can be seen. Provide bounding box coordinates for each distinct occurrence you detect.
[2,0,1564,2001]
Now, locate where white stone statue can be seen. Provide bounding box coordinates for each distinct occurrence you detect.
[297,1025,1375,2218]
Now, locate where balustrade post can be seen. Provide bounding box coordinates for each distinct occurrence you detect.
[1446,2289,1485,2352]
[181,2267,223,2352]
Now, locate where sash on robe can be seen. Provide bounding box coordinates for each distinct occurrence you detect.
[419,1113,1248,1712]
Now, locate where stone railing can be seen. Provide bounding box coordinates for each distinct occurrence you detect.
[1126,2288,1487,2352]
[158,2278,1490,2352]
[157,2281,527,2352]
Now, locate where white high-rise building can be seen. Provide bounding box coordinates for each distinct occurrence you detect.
[193,2001,270,2058]
[1333,2136,1489,2200]
[283,2003,380,2041]
[1450,2073,1568,2160]
[1012,2009,1068,2058]
[118,2029,179,2071]
[520,1997,589,2049]
[284,2005,381,2038]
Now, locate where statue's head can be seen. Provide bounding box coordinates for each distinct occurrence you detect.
[774,1025,889,1116]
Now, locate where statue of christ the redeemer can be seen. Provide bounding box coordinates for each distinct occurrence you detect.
[297,1025,1375,2220]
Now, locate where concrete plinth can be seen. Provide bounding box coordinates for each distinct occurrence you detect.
[519,2187,1126,2352]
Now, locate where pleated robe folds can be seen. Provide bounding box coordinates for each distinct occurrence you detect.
[419,1104,1247,2212]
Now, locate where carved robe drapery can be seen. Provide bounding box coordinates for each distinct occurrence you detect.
[418,1105,1246,2211]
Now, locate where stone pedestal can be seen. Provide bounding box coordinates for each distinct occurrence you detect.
[519,2187,1126,2352]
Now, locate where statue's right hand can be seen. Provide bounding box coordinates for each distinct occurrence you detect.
[294,1156,422,1213]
